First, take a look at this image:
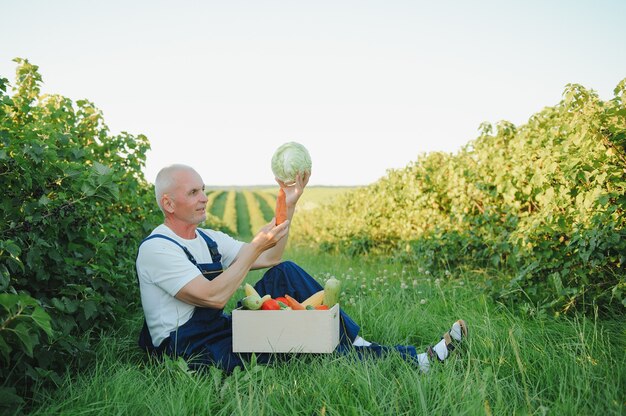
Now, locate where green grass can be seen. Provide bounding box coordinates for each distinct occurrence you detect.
[235,192,252,239]
[253,192,274,222]
[24,248,625,415]
[209,190,228,219]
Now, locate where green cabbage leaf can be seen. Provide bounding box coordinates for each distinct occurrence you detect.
[271,141,312,183]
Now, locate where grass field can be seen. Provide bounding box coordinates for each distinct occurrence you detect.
[25,247,625,415]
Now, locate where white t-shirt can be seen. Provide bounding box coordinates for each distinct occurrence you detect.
[136,224,245,346]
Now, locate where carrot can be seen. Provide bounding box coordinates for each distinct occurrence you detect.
[275,188,287,225]
[284,294,305,310]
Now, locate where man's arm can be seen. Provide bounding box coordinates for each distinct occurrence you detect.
[250,171,310,269]
[175,221,289,309]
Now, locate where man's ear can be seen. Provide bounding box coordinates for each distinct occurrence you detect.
[162,195,175,213]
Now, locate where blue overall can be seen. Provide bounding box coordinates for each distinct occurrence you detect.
[138,231,423,372]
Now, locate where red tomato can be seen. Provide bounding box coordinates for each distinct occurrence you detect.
[261,299,281,310]
[275,296,289,305]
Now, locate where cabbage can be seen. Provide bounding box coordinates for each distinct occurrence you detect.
[271,141,312,184]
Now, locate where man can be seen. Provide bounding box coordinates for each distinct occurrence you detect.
[136,164,467,373]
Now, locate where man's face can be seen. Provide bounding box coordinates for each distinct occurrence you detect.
[166,169,208,225]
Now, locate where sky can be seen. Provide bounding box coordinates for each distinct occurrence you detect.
[2,0,625,186]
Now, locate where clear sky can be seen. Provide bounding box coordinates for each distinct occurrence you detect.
[2,0,625,186]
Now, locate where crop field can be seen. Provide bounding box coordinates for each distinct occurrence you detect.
[204,187,356,239]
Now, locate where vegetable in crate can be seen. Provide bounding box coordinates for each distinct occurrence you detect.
[322,278,341,307]
[301,290,325,308]
[244,283,261,298]
[275,296,289,305]
[271,141,312,184]
[274,297,290,309]
[242,295,264,310]
[261,298,281,310]
[284,294,306,310]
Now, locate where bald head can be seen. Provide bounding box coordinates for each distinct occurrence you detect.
[154,164,197,213]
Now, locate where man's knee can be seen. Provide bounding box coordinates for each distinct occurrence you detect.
[264,261,315,283]
[273,260,300,273]
[273,260,315,280]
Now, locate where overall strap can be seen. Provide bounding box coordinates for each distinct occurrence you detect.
[196,230,222,264]
[140,230,222,266]
[142,234,200,266]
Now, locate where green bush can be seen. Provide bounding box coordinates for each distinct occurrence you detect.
[293,80,626,316]
[0,58,162,408]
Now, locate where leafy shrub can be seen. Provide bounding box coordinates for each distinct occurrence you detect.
[293,80,626,316]
[0,59,163,408]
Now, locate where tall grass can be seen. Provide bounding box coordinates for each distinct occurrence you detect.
[25,248,625,415]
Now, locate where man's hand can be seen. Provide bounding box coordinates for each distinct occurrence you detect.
[251,220,290,253]
[276,171,310,208]
[247,171,310,270]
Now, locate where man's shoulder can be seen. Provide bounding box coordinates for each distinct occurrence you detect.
[198,227,242,246]
[138,225,179,251]
[198,227,234,241]
[140,224,169,239]
[197,227,219,239]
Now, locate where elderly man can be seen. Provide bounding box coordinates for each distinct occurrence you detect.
[136,164,466,373]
